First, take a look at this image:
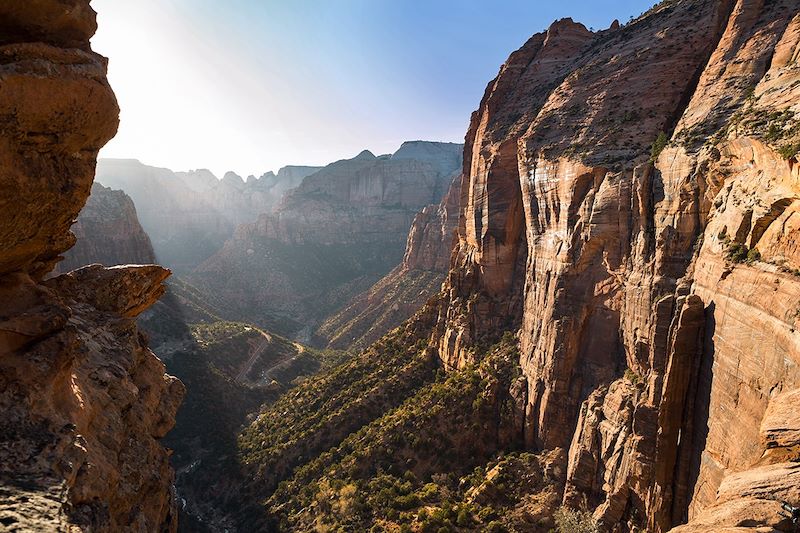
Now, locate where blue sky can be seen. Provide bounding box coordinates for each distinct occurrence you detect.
[92,0,656,177]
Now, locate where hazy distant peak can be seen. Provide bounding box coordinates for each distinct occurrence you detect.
[276,165,323,178]
[392,140,462,158]
[222,171,245,187]
[246,175,258,184]
[99,157,143,166]
[353,149,376,161]
[260,170,277,181]
[176,168,219,193]
[390,141,463,175]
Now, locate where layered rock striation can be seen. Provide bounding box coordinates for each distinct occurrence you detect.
[0,2,183,531]
[429,1,800,531]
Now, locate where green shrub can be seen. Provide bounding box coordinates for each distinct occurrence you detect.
[624,368,643,387]
[650,131,669,161]
[554,507,599,533]
[725,242,749,263]
[477,507,498,522]
[456,508,472,527]
[778,142,800,159]
[484,521,506,533]
[746,248,761,263]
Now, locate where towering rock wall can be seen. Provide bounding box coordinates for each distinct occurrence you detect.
[0,2,183,531]
[58,182,156,272]
[431,1,800,531]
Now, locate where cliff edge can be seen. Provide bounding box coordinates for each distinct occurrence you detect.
[0,2,183,531]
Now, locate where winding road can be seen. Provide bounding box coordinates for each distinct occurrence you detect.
[234,331,307,384]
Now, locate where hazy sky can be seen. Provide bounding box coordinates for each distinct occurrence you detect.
[92,0,656,178]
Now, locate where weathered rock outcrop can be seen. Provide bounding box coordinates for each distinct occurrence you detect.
[190,142,463,337]
[0,2,183,531]
[95,159,321,271]
[240,141,462,246]
[57,182,156,272]
[429,1,800,531]
[316,172,462,350]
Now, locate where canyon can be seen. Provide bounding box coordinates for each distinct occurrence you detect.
[94,159,322,271]
[2,0,799,532]
[316,171,462,350]
[189,141,462,337]
[235,1,800,531]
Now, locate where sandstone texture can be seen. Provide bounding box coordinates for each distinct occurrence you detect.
[57,182,156,273]
[428,1,800,531]
[95,159,321,271]
[190,141,463,338]
[0,2,183,531]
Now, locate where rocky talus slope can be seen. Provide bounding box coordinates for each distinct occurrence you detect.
[231,1,800,532]
[0,2,183,531]
[57,182,156,272]
[190,141,463,337]
[95,159,321,271]
[316,173,462,350]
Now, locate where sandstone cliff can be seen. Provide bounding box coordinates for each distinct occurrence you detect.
[57,182,156,272]
[95,159,321,271]
[190,141,463,337]
[316,172,462,350]
[0,2,183,531]
[429,1,800,531]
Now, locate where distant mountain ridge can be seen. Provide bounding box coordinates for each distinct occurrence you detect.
[189,141,463,337]
[95,159,322,270]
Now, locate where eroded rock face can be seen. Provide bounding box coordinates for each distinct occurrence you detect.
[316,173,462,350]
[0,13,119,279]
[57,183,156,273]
[0,2,183,531]
[190,141,463,336]
[431,1,800,531]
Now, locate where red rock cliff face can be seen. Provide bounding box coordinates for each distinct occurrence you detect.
[57,182,156,272]
[0,2,183,531]
[432,1,800,531]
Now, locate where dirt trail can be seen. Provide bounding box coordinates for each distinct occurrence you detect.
[235,333,308,384]
[235,330,272,383]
